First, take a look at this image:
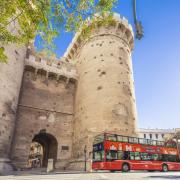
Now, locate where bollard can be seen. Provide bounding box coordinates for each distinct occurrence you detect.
[47,159,54,173]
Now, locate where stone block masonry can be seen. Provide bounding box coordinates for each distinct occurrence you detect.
[11,57,76,170]
[0,44,26,174]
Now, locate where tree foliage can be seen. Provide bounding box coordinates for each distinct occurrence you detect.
[164,131,180,141]
[0,0,117,62]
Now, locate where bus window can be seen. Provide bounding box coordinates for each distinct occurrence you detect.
[162,154,168,162]
[178,156,180,162]
[129,137,138,144]
[93,151,104,162]
[157,141,164,146]
[166,142,176,148]
[140,153,151,161]
[117,135,123,142]
[130,152,140,160]
[157,154,163,161]
[122,136,128,142]
[106,150,117,161]
[134,152,141,160]
[123,151,130,160]
[147,140,153,145]
[106,134,117,141]
[139,138,147,145]
[94,135,104,144]
[129,137,134,143]
[93,143,103,152]
[168,155,180,162]
[117,151,124,160]
[130,152,135,160]
[134,138,139,144]
[151,154,159,161]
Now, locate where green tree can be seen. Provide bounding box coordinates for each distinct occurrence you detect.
[164,131,180,141]
[0,0,117,62]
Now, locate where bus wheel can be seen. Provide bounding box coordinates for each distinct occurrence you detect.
[162,164,168,172]
[122,163,130,172]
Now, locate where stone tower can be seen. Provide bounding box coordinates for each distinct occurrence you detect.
[0,44,27,174]
[64,13,138,169]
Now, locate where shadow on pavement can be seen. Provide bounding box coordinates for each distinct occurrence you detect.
[145,176,180,179]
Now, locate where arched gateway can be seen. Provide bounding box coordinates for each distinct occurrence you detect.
[28,132,58,168]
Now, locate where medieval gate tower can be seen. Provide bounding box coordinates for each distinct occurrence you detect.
[0,13,138,173]
[64,13,137,168]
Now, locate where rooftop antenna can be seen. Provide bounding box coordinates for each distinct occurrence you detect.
[133,0,144,39]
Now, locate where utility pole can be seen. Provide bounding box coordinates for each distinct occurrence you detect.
[132,0,144,39]
[84,145,87,172]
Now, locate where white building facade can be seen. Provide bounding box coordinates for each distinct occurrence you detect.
[138,128,179,141]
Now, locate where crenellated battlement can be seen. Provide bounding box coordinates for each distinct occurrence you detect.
[64,13,134,61]
[25,53,78,82]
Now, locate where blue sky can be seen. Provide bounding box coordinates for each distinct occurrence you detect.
[35,0,180,129]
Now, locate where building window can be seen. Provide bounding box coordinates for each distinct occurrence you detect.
[162,134,164,138]
[155,134,158,139]
[150,134,152,139]
[62,146,69,151]
[144,134,146,138]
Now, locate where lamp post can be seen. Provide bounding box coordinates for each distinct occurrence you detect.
[132,0,144,39]
[84,145,87,172]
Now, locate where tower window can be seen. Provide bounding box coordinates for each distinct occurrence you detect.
[149,134,152,139]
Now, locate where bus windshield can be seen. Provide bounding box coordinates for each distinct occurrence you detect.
[93,143,104,162]
[93,134,105,144]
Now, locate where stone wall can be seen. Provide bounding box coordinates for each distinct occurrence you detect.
[11,67,76,169]
[0,44,26,174]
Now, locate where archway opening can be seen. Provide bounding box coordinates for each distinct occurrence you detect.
[27,132,58,168]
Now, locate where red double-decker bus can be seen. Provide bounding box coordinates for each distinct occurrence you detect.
[92,133,180,172]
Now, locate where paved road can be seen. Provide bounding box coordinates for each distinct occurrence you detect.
[0,172,180,180]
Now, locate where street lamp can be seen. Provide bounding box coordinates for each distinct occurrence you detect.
[84,145,87,172]
[132,0,144,39]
